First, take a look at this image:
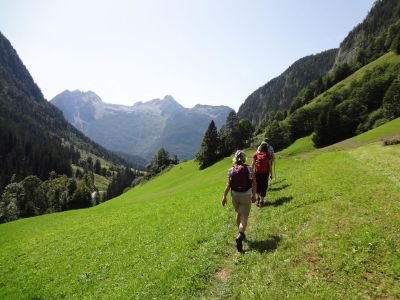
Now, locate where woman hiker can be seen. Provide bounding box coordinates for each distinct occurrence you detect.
[252,143,272,207]
[221,150,256,253]
[257,137,275,176]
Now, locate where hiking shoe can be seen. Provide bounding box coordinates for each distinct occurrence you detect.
[235,236,243,252]
[259,200,264,207]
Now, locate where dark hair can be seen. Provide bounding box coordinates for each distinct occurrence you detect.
[259,144,268,153]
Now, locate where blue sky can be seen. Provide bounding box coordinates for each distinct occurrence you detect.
[0,0,375,110]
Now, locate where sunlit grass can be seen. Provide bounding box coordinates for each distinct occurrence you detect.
[319,117,400,153]
[352,117,400,142]
[277,135,315,158]
[1,125,399,299]
[215,142,400,299]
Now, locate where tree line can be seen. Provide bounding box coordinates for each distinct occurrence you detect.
[0,138,145,223]
[196,111,253,169]
[0,173,94,223]
[0,121,73,196]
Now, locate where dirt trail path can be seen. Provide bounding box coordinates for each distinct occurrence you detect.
[203,184,282,299]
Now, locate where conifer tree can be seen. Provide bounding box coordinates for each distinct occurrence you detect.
[383,77,400,119]
[312,105,340,148]
[196,120,220,169]
[225,110,241,150]
[94,159,102,174]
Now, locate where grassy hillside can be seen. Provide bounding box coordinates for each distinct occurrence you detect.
[307,52,400,109]
[352,117,400,142]
[277,135,315,158]
[0,122,399,299]
[321,117,400,153]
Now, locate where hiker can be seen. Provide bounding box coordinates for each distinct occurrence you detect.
[252,143,272,207]
[221,150,256,252]
[258,137,275,173]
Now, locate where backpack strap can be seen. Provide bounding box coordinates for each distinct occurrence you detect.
[246,165,253,179]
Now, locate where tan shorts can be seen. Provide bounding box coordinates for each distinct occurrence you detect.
[231,191,252,216]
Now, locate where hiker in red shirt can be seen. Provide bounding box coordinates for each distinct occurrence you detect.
[221,150,256,253]
[252,143,271,207]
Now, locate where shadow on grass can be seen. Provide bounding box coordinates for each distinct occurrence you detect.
[247,235,281,254]
[271,178,286,185]
[268,184,290,192]
[265,196,293,207]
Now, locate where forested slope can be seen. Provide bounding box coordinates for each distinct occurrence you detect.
[0,32,125,194]
[259,51,400,151]
[238,0,400,129]
[334,0,400,67]
[237,49,337,124]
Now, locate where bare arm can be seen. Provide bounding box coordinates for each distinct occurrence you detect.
[251,158,257,202]
[221,178,230,206]
[251,171,256,202]
[269,154,274,179]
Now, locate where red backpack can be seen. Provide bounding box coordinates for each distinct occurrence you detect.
[230,164,252,192]
[254,151,269,174]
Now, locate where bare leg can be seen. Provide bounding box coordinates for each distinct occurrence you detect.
[238,215,248,233]
[236,214,248,252]
[236,213,241,229]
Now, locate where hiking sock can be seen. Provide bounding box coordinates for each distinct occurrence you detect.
[236,232,244,241]
[236,232,244,252]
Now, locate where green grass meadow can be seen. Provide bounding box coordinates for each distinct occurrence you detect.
[321,117,400,153]
[0,119,400,299]
[277,135,315,158]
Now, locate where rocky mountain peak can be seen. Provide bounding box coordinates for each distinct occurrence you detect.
[131,95,184,115]
[53,90,103,105]
[51,90,233,160]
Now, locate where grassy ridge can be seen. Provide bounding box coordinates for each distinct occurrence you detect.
[352,117,400,142]
[277,135,315,158]
[307,52,400,109]
[321,117,400,153]
[1,121,400,299]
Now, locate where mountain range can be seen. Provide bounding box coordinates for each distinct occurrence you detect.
[51,91,232,161]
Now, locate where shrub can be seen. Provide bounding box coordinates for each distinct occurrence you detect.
[383,136,400,146]
[70,184,92,209]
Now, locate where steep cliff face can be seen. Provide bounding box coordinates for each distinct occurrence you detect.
[237,49,337,124]
[238,0,400,127]
[333,0,400,67]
